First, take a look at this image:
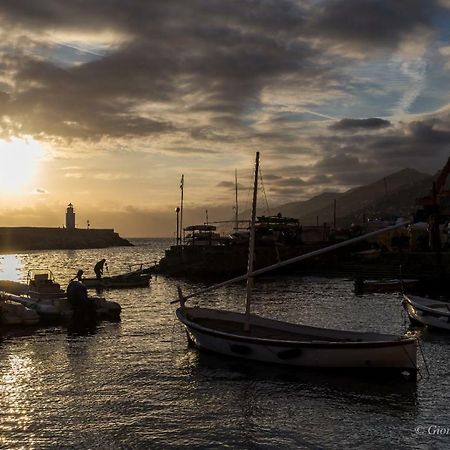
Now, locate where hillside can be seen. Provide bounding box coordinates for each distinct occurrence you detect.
[260,168,432,226]
[275,192,343,219]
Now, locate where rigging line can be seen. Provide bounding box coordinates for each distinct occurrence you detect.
[259,167,270,215]
[418,338,431,381]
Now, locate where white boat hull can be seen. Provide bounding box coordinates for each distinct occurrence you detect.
[403,294,450,331]
[177,307,417,377]
[0,299,40,326]
[1,292,121,322]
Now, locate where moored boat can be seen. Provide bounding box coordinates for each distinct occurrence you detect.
[174,153,418,379]
[355,278,419,294]
[403,294,450,331]
[0,296,40,326]
[0,268,121,323]
[1,291,121,323]
[81,263,152,289]
[177,307,417,375]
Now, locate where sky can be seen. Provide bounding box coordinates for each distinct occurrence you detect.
[1,0,450,236]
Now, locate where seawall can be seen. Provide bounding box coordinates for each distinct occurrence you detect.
[0,227,132,252]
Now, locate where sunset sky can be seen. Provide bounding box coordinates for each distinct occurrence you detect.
[1,0,450,236]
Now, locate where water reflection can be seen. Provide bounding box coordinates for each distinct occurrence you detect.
[0,354,38,448]
[182,350,418,412]
[0,254,24,281]
[0,241,448,449]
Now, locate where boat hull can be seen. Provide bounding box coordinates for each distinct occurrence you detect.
[177,307,417,377]
[82,275,151,289]
[1,293,121,323]
[403,294,450,331]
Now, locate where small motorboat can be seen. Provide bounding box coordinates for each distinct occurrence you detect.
[403,294,450,331]
[27,269,66,299]
[2,291,121,323]
[0,269,122,323]
[81,263,153,289]
[0,296,40,326]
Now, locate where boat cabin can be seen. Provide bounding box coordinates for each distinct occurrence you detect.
[184,225,222,246]
[27,269,62,296]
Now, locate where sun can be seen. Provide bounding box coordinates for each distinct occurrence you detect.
[0,137,44,193]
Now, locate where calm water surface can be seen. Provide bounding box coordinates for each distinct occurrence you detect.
[1,239,449,449]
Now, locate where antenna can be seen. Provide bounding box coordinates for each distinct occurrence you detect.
[235,169,239,231]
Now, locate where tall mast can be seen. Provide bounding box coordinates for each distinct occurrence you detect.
[244,152,259,330]
[235,168,239,231]
[180,174,184,244]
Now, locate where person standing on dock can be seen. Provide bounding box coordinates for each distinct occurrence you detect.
[94,259,107,279]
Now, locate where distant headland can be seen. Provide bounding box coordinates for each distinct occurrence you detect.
[0,203,132,252]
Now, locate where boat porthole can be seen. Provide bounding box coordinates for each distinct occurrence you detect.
[230,344,252,355]
[277,348,302,360]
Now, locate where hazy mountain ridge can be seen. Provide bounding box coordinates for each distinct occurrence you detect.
[252,168,434,226]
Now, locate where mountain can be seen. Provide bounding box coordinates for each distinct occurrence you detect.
[275,192,343,219]
[269,168,433,226]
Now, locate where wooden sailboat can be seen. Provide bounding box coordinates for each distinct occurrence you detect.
[175,153,418,378]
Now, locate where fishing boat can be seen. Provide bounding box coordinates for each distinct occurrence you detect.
[81,263,153,289]
[403,294,450,331]
[174,152,418,379]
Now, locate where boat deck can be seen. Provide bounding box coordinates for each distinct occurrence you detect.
[193,317,360,342]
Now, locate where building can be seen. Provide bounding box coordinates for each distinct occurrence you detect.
[66,203,76,229]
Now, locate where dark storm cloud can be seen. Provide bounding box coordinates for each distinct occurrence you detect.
[308,117,450,187]
[0,0,443,143]
[0,0,314,141]
[310,0,438,49]
[330,118,391,131]
[364,119,450,162]
[315,153,365,171]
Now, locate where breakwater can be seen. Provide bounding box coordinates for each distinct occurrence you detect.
[0,227,132,251]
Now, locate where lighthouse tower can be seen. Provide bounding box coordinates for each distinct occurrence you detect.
[66,203,76,229]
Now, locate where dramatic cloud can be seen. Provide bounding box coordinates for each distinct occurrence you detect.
[330,118,391,131]
[310,0,437,51]
[0,1,449,234]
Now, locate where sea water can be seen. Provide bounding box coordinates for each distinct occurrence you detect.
[0,238,449,449]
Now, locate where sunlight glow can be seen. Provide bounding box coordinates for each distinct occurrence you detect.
[0,137,44,192]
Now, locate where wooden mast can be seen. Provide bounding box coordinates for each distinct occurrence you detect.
[244,152,260,331]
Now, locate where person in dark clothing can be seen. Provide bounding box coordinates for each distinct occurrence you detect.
[67,270,97,333]
[94,259,107,279]
[67,270,88,310]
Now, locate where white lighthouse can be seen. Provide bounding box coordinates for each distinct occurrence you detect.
[66,203,76,229]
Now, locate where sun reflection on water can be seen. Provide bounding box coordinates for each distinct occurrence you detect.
[0,354,37,448]
[0,255,25,281]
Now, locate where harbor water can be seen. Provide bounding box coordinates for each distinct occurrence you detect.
[1,238,449,449]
